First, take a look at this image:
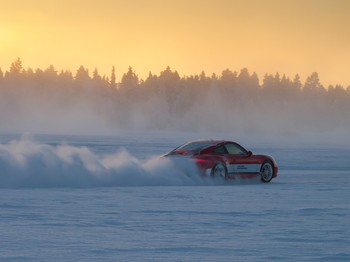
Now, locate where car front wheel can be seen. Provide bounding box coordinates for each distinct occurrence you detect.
[211,163,227,179]
[260,161,274,183]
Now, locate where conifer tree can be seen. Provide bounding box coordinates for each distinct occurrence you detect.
[110,66,116,89]
[120,66,139,90]
[75,66,90,81]
[93,68,101,81]
[9,58,23,75]
[304,72,324,94]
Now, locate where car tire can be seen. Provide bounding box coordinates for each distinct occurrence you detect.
[260,161,274,183]
[211,163,227,179]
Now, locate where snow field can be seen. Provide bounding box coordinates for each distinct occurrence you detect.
[0,134,349,261]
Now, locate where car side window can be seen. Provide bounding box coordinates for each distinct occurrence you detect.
[224,143,247,155]
[213,145,227,154]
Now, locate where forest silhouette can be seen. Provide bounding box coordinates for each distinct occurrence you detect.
[0,58,349,137]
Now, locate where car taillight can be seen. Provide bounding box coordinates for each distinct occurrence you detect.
[194,158,207,163]
[174,150,188,155]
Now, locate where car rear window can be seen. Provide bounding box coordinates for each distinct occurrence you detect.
[213,145,226,154]
[176,141,214,152]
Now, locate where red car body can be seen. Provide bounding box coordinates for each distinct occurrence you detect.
[164,140,278,182]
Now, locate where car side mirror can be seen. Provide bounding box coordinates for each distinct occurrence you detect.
[247,151,253,157]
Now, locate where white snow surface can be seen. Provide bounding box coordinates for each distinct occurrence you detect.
[0,133,349,261]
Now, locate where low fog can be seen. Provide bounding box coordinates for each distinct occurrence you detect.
[1,60,349,145]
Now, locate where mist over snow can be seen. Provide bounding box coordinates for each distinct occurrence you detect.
[1,60,350,145]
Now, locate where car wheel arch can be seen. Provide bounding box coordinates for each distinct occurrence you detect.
[260,160,274,183]
[211,162,228,178]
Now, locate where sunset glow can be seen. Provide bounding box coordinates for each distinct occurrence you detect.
[1,0,349,86]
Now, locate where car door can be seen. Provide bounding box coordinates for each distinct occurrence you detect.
[224,143,260,174]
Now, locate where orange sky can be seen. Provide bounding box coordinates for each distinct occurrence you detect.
[1,0,349,86]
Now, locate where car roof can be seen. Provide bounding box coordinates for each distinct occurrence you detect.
[188,139,233,145]
[170,140,239,155]
[185,139,235,148]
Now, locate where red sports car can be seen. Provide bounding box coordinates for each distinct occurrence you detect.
[164,140,278,182]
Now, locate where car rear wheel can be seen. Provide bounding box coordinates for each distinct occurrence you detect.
[211,163,227,179]
[260,161,274,183]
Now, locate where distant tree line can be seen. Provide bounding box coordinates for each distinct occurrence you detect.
[0,58,349,135]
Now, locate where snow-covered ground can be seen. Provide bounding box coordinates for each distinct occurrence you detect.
[0,133,349,261]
